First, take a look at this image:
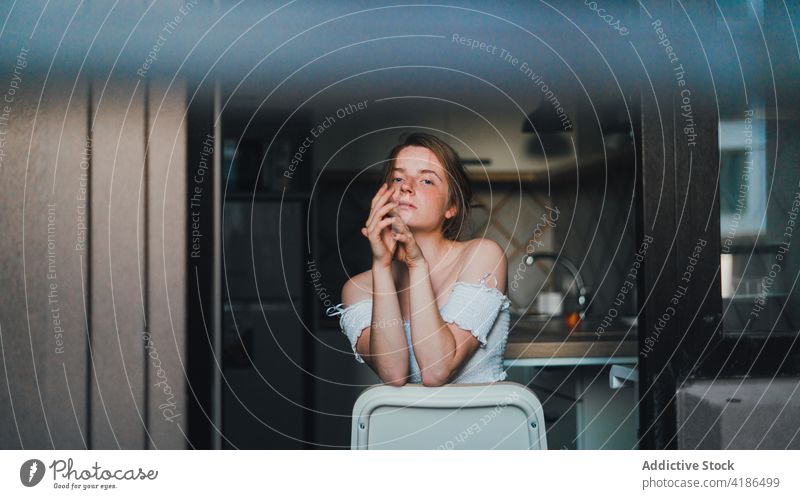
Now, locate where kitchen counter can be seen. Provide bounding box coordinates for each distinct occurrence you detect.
[504,315,638,367]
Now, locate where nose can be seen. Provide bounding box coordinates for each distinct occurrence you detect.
[399,179,413,193]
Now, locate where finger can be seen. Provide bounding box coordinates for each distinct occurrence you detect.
[369,183,388,210]
[392,232,416,249]
[393,225,417,251]
[377,183,395,209]
[391,184,404,207]
[366,185,388,226]
[373,201,398,222]
[392,212,411,234]
[366,185,395,227]
[368,211,396,238]
[383,224,397,252]
[370,182,393,212]
[393,232,418,260]
[367,200,398,233]
[386,197,402,218]
[369,214,395,234]
[369,217,395,240]
[363,224,381,243]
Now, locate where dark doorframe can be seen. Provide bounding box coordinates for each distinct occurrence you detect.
[635,0,721,450]
[636,0,800,449]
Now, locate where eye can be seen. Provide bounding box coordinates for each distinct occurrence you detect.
[421,178,434,185]
[391,177,403,183]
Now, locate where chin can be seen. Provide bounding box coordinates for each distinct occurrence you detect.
[397,212,414,224]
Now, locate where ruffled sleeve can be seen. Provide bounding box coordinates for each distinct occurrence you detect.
[440,273,511,347]
[325,299,372,363]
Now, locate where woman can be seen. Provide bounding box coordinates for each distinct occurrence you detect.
[326,133,511,386]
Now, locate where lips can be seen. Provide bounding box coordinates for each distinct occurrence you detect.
[398,201,416,210]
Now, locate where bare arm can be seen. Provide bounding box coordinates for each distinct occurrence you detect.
[365,264,409,385]
[341,271,409,386]
[344,183,410,386]
[407,240,508,386]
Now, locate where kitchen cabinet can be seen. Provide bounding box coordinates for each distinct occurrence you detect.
[575,365,638,450]
[504,316,638,449]
[212,104,315,448]
[222,201,303,301]
[506,364,638,450]
[222,305,305,449]
[220,200,309,449]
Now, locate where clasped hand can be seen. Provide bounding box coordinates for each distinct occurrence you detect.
[361,183,425,269]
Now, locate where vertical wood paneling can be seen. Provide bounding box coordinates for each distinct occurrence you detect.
[146,78,188,448]
[0,74,90,449]
[2,73,188,449]
[39,75,92,449]
[0,74,51,449]
[90,78,147,449]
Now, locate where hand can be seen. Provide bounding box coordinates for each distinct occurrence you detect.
[361,183,400,268]
[390,205,426,269]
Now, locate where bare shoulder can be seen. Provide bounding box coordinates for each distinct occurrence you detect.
[341,269,372,305]
[465,238,506,262]
[458,238,508,288]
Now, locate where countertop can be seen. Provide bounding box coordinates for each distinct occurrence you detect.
[505,316,638,360]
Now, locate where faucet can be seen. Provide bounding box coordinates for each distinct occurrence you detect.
[522,252,589,313]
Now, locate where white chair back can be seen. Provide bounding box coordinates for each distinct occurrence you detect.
[351,382,547,449]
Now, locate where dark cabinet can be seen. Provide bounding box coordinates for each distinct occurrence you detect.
[220,199,309,449]
[223,201,303,301]
[216,105,313,448]
[222,305,305,449]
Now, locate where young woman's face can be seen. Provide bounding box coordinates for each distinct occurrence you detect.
[388,146,456,233]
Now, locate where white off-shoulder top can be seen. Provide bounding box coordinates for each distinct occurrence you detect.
[325,272,512,384]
